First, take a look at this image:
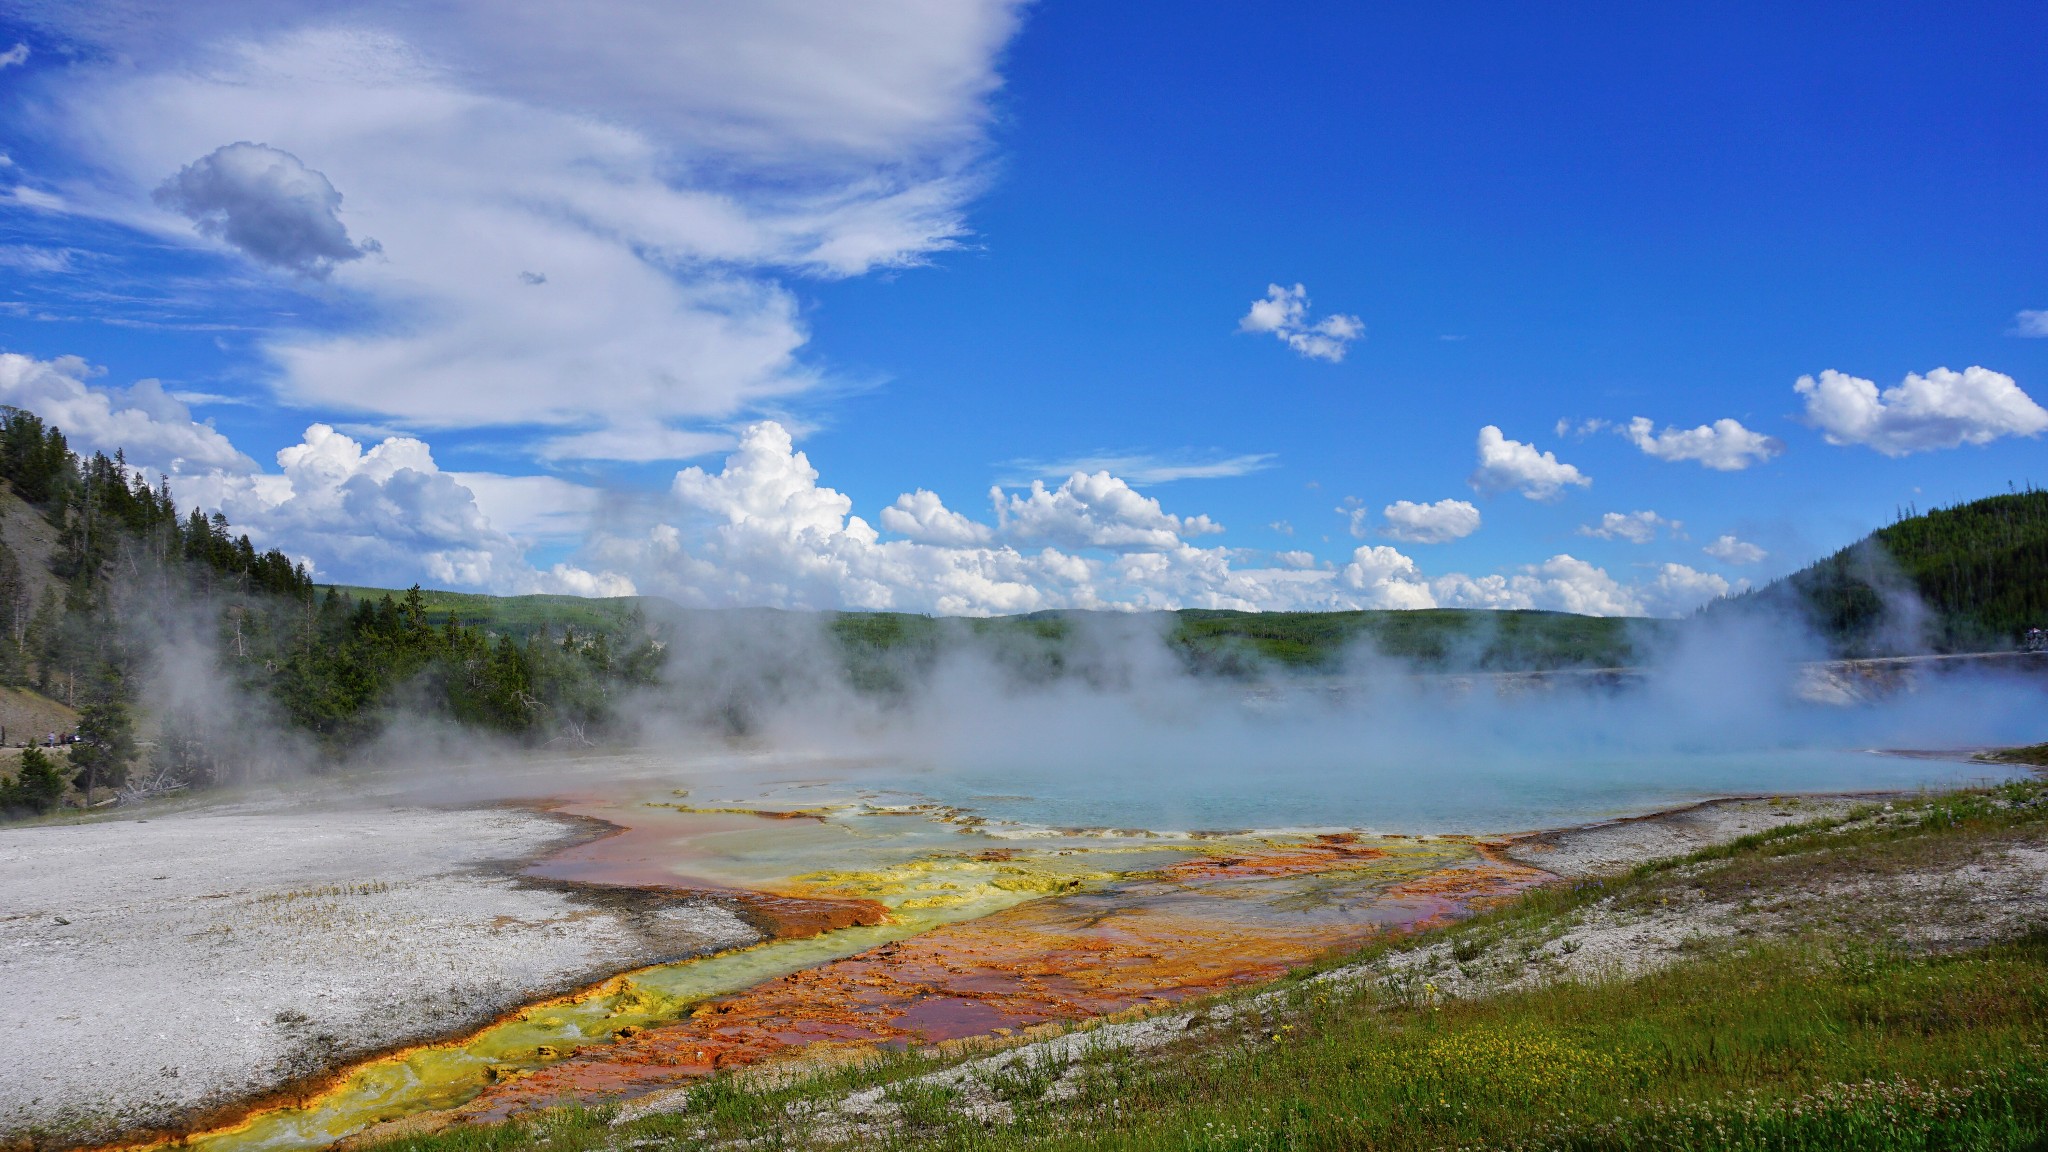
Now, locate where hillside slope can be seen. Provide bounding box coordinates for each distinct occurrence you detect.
[1703,488,2048,655]
[0,485,63,612]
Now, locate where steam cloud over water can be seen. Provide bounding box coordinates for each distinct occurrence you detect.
[570,606,2043,835]
[102,559,2043,836]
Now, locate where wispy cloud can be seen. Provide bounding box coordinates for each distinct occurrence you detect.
[449,471,607,541]
[167,390,258,407]
[1578,510,1683,544]
[0,43,27,70]
[0,245,78,273]
[1704,534,1766,565]
[2011,310,2048,337]
[10,3,1027,458]
[1001,450,1276,486]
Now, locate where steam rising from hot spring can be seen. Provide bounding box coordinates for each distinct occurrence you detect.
[618,607,2045,835]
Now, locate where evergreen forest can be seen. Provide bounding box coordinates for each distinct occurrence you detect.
[0,407,664,817]
[1702,488,2048,655]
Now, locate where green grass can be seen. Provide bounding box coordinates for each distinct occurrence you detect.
[963,943,2048,1152]
[368,782,2048,1152]
[374,943,2048,1152]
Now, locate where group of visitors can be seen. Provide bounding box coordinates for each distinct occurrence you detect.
[0,726,78,749]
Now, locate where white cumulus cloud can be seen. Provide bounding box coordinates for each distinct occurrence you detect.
[1578,510,1682,544]
[188,424,633,595]
[1794,366,2048,456]
[1622,416,1783,471]
[0,352,252,473]
[1434,554,1638,616]
[880,489,993,546]
[1432,555,1728,618]
[593,426,1724,616]
[1640,563,1735,616]
[1381,498,1481,543]
[0,349,1749,619]
[1704,534,1767,565]
[1469,425,1590,501]
[153,142,378,277]
[612,421,1076,614]
[1239,283,1364,362]
[1340,545,1438,609]
[994,472,1222,551]
[0,352,629,593]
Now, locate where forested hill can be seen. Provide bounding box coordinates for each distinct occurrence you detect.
[1700,489,2048,656]
[0,404,665,818]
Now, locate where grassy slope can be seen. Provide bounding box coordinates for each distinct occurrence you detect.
[376,781,2048,1152]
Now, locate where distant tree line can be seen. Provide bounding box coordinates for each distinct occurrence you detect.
[262,584,664,752]
[0,406,664,818]
[1702,488,2048,656]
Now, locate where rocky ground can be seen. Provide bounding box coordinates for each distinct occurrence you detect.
[0,795,758,1148]
[1498,792,1882,876]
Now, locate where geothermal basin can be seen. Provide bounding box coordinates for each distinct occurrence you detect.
[1,730,2030,1152]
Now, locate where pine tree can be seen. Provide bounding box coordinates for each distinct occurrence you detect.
[0,746,67,814]
[70,671,136,803]
[0,539,24,685]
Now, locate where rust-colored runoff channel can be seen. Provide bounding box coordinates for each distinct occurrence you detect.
[454,835,1545,1121]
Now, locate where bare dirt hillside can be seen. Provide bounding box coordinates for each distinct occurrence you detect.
[0,485,61,609]
[0,488,79,749]
[0,688,79,747]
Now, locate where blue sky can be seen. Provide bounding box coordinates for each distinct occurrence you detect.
[0,2,2043,614]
